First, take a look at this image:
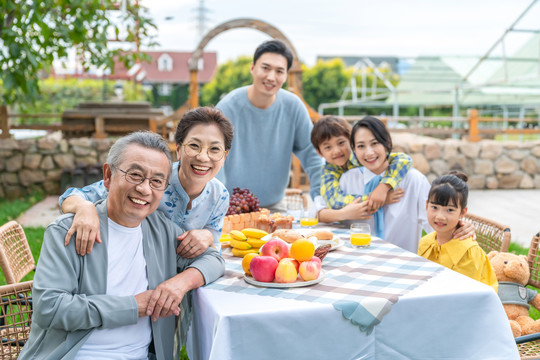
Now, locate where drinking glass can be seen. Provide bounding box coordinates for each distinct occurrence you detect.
[300,207,318,228]
[286,199,304,223]
[350,223,371,248]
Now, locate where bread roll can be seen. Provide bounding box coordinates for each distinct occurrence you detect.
[273,229,303,243]
[310,229,334,240]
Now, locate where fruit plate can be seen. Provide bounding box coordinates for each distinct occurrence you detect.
[243,270,325,288]
[261,231,343,251]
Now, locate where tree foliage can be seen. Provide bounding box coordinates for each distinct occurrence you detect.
[301,58,350,109]
[0,0,156,106]
[200,56,252,106]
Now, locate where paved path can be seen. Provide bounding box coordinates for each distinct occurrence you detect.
[16,190,540,247]
[16,196,61,229]
[467,189,540,248]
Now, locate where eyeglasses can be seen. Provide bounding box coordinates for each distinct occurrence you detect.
[181,142,228,161]
[115,167,169,191]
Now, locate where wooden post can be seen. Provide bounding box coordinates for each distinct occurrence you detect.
[468,109,481,142]
[149,118,157,133]
[94,116,106,139]
[189,70,199,109]
[0,105,9,139]
[290,155,304,190]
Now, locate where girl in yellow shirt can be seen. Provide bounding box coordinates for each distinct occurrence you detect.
[417,171,498,292]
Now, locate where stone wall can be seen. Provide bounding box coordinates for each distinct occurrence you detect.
[1,133,540,199]
[0,134,114,199]
[392,133,540,189]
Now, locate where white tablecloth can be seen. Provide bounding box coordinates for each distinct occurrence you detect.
[187,244,518,360]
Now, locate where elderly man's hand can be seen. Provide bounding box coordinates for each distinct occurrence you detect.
[176,229,214,259]
[135,290,155,318]
[146,277,185,322]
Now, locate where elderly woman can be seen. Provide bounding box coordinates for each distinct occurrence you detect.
[59,106,233,258]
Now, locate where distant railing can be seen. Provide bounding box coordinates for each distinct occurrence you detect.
[340,109,540,142]
[2,107,539,144]
[0,107,170,140]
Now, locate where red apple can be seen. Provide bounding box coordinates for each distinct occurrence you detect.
[260,238,290,262]
[250,256,279,282]
[299,260,321,281]
[280,257,300,273]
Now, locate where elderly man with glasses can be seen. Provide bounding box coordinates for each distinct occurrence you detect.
[19,131,225,360]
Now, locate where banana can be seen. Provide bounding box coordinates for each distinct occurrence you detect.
[241,228,268,239]
[229,230,247,241]
[231,248,259,257]
[230,239,252,250]
[246,237,267,248]
[220,233,232,242]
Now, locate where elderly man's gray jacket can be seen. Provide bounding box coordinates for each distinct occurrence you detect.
[19,199,225,360]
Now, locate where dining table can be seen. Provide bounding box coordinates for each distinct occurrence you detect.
[186,225,519,360]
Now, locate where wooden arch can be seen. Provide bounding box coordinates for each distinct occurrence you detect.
[175,18,319,121]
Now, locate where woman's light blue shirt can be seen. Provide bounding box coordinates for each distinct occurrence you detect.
[59,162,230,249]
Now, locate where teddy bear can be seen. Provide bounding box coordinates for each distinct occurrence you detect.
[488,251,540,337]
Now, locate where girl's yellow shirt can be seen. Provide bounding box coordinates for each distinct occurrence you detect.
[418,232,498,293]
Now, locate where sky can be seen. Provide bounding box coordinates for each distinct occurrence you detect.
[142,0,540,67]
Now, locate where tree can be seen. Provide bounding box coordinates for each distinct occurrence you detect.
[0,0,156,107]
[301,58,349,110]
[200,56,252,106]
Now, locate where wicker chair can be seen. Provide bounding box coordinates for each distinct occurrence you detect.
[284,188,307,210]
[0,281,33,359]
[514,232,540,358]
[0,221,35,284]
[461,212,511,253]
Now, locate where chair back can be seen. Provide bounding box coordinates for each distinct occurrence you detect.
[284,188,308,211]
[462,213,511,253]
[0,221,35,284]
[527,232,540,289]
[0,281,33,358]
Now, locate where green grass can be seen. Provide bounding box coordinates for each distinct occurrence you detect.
[0,191,44,225]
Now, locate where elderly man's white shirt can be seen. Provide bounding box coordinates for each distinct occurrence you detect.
[75,219,151,360]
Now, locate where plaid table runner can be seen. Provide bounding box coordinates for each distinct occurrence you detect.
[206,234,443,333]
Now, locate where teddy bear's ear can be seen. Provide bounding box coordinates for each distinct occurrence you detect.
[487,251,498,260]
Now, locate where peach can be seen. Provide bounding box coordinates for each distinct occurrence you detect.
[280,257,300,273]
[250,256,279,282]
[290,238,315,262]
[310,256,322,268]
[260,238,290,262]
[299,260,321,281]
[275,260,298,283]
[242,253,259,276]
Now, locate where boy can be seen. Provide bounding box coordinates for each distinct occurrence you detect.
[310,115,411,222]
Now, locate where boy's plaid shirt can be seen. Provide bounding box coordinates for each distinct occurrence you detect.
[321,152,412,209]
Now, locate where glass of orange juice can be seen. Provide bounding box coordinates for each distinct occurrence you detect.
[350,223,371,248]
[300,207,318,228]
